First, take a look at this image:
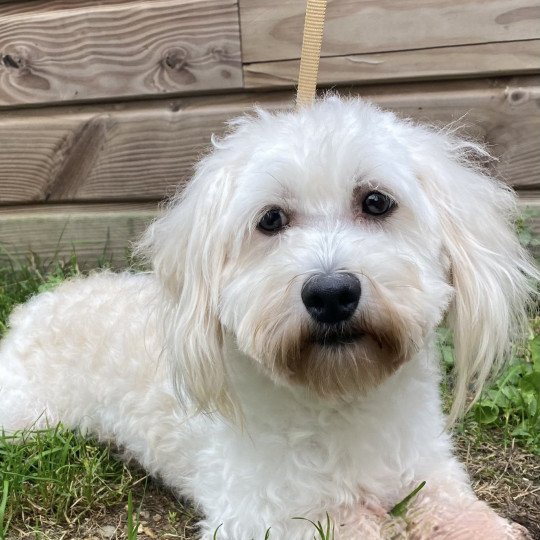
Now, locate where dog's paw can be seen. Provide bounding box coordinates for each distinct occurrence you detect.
[508,522,532,540]
[380,499,530,540]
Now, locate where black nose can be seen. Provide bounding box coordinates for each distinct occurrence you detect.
[301,273,361,324]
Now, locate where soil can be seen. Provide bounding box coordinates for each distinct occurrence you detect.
[454,432,540,540]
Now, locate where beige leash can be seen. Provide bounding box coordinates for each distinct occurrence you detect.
[296,0,328,107]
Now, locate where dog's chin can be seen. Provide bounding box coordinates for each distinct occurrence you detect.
[264,320,410,399]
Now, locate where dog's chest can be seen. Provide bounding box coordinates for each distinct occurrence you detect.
[225,355,439,507]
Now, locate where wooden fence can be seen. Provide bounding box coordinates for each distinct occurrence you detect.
[0,0,539,264]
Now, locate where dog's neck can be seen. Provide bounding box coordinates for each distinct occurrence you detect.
[219,333,447,505]
[223,332,443,428]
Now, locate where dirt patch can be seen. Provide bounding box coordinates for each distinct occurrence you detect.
[454,431,540,539]
[6,478,200,540]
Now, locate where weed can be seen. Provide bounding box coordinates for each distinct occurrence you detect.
[127,491,140,540]
[168,510,179,526]
[516,211,540,252]
[439,323,540,453]
[0,479,8,538]
[389,481,426,517]
[293,513,335,540]
[211,518,332,539]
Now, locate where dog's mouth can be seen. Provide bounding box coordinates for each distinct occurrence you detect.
[311,324,364,347]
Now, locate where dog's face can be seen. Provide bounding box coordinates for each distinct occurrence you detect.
[140,97,535,420]
[216,118,452,398]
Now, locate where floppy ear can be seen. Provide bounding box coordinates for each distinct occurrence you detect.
[136,156,239,422]
[408,127,538,421]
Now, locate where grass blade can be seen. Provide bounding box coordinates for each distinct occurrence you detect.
[0,479,10,538]
[389,481,426,517]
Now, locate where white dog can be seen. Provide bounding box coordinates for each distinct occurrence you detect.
[0,97,536,539]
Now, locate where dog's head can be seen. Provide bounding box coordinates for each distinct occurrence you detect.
[139,97,537,422]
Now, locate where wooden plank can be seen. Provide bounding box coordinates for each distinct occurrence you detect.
[244,40,540,89]
[239,0,540,63]
[0,1,143,11]
[0,94,255,203]
[0,202,157,266]
[0,0,242,107]
[0,76,538,204]
[357,77,540,190]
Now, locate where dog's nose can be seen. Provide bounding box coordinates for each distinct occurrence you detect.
[301,273,361,324]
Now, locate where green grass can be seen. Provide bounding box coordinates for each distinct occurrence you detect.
[126,490,141,540]
[293,515,335,540]
[0,426,139,537]
[0,256,82,338]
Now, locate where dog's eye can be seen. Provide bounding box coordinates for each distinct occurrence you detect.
[257,208,289,233]
[362,191,396,216]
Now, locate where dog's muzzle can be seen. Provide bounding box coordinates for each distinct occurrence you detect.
[301,273,361,324]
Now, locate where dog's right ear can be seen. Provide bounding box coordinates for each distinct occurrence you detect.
[136,156,240,423]
[404,125,539,422]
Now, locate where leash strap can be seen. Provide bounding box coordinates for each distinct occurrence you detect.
[296,0,328,107]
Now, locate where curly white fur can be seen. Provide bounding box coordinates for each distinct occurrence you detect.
[0,97,536,539]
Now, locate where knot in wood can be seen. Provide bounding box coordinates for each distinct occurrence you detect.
[506,88,528,106]
[163,48,189,71]
[211,45,228,61]
[2,54,21,69]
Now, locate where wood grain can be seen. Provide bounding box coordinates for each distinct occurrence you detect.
[239,0,540,63]
[0,1,145,13]
[0,0,242,106]
[0,202,157,266]
[244,40,540,88]
[0,76,538,204]
[0,94,252,203]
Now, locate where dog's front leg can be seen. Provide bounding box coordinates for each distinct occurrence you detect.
[391,483,531,540]
[335,467,531,540]
[336,495,530,540]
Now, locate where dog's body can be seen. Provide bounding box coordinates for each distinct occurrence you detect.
[0,272,515,539]
[0,98,535,539]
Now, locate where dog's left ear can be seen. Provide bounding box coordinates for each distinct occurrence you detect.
[136,156,240,422]
[406,126,538,421]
